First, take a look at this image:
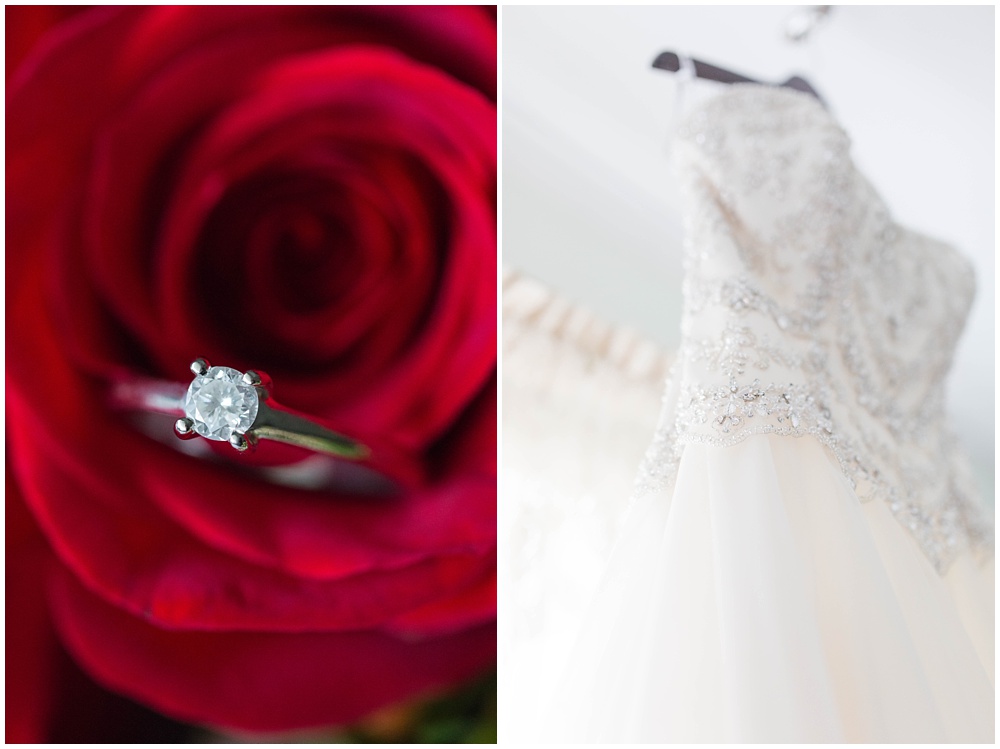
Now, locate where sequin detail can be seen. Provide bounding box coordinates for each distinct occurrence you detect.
[634,85,992,573]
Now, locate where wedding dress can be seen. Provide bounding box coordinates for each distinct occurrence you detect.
[512,84,994,742]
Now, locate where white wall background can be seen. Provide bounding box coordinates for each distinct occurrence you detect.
[502,4,995,498]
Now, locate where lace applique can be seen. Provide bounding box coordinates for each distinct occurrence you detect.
[634,85,993,573]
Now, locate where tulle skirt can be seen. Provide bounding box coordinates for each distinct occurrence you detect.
[539,434,994,743]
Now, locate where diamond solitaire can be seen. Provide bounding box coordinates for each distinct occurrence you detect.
[183,365,259,442]
[175,358,268,451]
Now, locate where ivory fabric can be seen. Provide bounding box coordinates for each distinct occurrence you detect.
[541,434,993,742]
[501,85,994,743]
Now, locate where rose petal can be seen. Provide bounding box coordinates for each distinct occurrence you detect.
[52,568,497,731]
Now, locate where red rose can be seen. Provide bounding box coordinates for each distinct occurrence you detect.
[6,5,496,738]
[5,4,87,79]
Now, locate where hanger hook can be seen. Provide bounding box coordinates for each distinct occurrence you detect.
[784,5,832,43]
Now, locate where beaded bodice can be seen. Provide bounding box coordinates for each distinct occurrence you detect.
[636,85,992,572]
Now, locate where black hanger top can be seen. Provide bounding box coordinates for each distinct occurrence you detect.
[652,52,824,105]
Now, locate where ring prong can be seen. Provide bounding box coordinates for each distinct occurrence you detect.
[243,369,272,399]
[174,417,198,440]
[190,358,210,376]
[230,432,257,453]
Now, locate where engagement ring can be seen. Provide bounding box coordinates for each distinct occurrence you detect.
[175,358,369,458]
[113,358,370,460]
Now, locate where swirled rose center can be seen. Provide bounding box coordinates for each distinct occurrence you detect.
[183,366,259,441]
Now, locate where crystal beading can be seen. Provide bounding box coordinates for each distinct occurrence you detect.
[633,85,993,573]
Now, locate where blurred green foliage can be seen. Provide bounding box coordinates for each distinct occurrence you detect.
[345,671,497,744]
